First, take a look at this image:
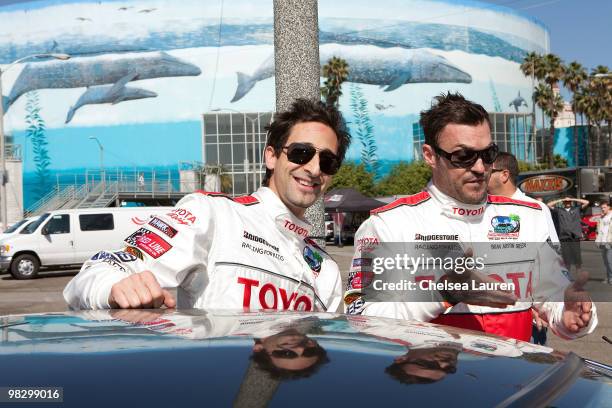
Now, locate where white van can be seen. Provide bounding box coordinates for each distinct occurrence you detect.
[1,216,40,238]
[0,207,172,279]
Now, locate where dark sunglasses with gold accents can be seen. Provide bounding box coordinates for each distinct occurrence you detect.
[282,142,341,175]
[433,143,499,168]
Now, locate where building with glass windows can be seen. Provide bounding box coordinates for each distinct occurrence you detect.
[202,112,273,196]
[413,112,537,163]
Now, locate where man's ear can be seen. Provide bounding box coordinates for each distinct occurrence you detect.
[264,146,277,172]
[423,144,437,169]
[253,343,264,352]
[501,169,511,184]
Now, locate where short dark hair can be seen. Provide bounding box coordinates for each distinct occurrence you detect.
[262,98,351,186]
[420,92,491,148]
[493,151,519,186]
[250,341,329,380]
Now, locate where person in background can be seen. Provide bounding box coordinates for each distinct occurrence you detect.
[547,196,589,278]
[487,151,558,345]
[595,201,612,285]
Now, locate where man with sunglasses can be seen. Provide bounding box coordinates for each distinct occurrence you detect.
[345,93,596,342]
[65,99,350,312]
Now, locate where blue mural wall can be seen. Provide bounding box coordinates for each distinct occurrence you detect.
[0,0,549,209]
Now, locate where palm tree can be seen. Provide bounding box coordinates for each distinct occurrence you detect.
[321,56,349,108]
[563,61,587,166]
[587,66,611,164]
[540,54,566,168]
[534,83,564,167]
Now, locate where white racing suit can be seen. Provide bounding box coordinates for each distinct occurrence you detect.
[64,187,342,312]
[345,182,597,341]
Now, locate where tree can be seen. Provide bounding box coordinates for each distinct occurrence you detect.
[375,161,431,196]
[25,91,51,202]
[321,56,349,109]
[350,84,379,176]
[329,162,376,196]
[540,54,566,168]
[563,61,587,166]
[533,83,563,167]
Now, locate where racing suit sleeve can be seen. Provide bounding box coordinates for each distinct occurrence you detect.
[63,194,214,310]
[532,240,598,339]
[344,214,447,321]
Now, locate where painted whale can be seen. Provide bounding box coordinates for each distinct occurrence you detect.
[509,91,528,112]
[65,75,157,123]
[3,51,200,112]
[231,44,472,102]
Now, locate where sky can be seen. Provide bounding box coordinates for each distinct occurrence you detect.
[480,0,611,72]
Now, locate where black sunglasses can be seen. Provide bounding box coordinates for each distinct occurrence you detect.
[433,143,498,168]
[282,143,340,175]
[270,346,321,359]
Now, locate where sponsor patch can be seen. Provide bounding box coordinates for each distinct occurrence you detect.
[346,297,365,315]
[282,219,309,237]
[347,271,375,290]
[302,246,322,275]
[149,217,178,238]
[352,258,373,267]
[114,251,137,262]
[91,251,119,262]
[91,250,137,263]
[487,214,520,240]
[414,233,459,241]
[243,230,279,252]
[452,206,485,217]
[124,246,144,260]
[125,228,172,259]
[167,208,197,226]
[343,292,363,305]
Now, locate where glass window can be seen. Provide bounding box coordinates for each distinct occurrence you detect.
[219,143,232,164]
[205,145,218,164]
[233,174,247,195]
[4,218,28,233]
[43,214,70,235]
[22,214,49,234]
[217,114,231,134]
[79,213,114,231]
[232,143,246,164]
[231,113,245,134]
[203,115,217,135]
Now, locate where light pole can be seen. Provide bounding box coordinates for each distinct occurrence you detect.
[0,53,70,230]
[211,108,262,193]
[88,136,104,183]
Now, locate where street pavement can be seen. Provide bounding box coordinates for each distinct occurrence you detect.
[0,243,610,364]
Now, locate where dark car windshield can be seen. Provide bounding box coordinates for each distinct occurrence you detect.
[21,213,50,234]
[4,219,28,233]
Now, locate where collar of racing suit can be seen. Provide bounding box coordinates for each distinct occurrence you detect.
[426,182,487,221]
[251,187,313,240]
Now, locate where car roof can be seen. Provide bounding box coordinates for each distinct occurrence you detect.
[1,311,609,407]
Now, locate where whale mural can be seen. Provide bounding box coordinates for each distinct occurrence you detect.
[232,44,472,102]
[509,91,529,112]
[0,0,548,211]
[66,83,158,124]
[3,51,201,112]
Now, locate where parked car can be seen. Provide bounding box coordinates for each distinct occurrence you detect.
[0,207,171,279]
[0,310,610,408]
